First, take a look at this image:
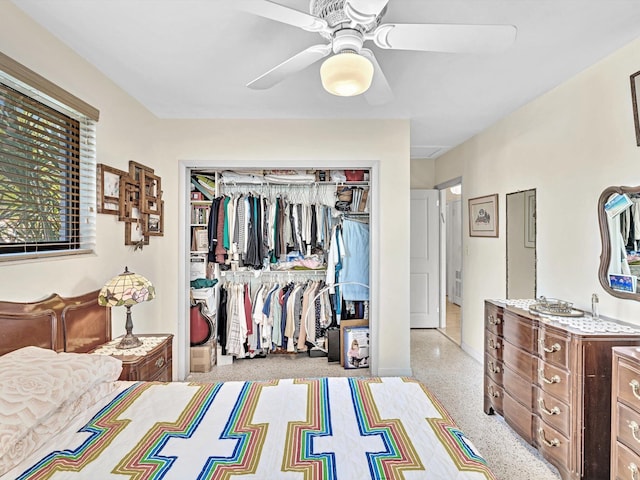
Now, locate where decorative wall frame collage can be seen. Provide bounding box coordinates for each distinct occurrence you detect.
[97,160,164,247]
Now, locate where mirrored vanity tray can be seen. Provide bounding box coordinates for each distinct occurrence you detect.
[526,296,584,317]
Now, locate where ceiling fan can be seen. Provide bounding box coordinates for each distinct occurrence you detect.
[238,0,517,105]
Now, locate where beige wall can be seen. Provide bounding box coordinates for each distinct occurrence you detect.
[0,2,412,378]
[410,158,436,189]
[434,35,640,360]
[0,1,163,332]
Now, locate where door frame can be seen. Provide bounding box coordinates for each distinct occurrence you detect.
[177,159,380,380]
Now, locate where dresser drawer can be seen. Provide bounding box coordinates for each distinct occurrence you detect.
[534,386,570,438]
[503,341,535,382]
[485,376,504,415]
[537,326,569,370]
[485,353,503,385]
[485,303,503,336]
[617,402,640,458]
[139,346,170,381]
[504,390,533,443]
[536,358,570,405]
[614,441,640,480]
[503,310,535,351]
[534,417,571,474]
[485,330,503,362]
[618,357,640,412]
[504,365,534,409]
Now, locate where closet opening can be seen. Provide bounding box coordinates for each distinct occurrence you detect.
[179,166,375,380]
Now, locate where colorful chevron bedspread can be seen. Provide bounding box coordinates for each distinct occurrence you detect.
[9,377,496,479]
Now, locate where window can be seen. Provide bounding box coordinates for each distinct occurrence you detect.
[0,53,98,260]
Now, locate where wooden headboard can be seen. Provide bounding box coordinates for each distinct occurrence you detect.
[0,290,112,356]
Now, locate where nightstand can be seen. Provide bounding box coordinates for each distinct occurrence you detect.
[91,334,173,381]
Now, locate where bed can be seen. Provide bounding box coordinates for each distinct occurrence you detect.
[0,292,497,480]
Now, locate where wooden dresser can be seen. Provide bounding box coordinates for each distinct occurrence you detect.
[484,300,640,480]
[612,346,640,480]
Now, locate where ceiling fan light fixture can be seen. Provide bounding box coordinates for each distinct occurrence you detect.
[320,51,374,97]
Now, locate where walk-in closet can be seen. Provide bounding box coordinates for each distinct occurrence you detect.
[186,168,372,375]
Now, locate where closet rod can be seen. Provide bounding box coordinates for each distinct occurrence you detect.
[218,181,369,188]
[219,269,326,277]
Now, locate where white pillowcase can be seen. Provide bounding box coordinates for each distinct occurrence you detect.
[0,346,122,474]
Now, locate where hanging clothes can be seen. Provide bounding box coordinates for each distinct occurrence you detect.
[340,218,370,301]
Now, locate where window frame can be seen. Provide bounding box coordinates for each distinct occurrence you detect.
[0,52,99,261]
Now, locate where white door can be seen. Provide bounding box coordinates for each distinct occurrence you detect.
[410,190,440,328]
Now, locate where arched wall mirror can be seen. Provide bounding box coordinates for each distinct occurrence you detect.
[506,189,536,299]
[598,185,640,300]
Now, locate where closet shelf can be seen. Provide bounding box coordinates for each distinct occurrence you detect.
[219,181,369,188]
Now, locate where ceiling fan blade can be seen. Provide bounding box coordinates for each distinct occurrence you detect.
[360,48,394,105]
[247,44,332,90]
[236,0,329,33]
[344,0,389,24]
[371,23,517,53]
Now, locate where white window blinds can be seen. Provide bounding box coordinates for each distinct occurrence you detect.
[0,54,98,260]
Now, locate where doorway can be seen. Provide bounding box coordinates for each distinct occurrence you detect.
[437,179,462,345]
[177,160,381,380]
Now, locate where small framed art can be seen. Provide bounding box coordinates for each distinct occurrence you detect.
[118,177,141,222]
[97,164,127,215]
[469,193,498,238]
[192,228,209,252]
[129,160,154,182]
[124,220,148,247]
[141,170,162,214]
[145,201,164,236]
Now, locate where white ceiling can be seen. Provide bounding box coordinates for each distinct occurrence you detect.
[11,0,640,159]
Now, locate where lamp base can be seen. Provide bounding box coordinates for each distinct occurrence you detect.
[116,333,143,349]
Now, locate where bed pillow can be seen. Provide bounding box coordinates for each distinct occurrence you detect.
[0,346,122,467]
[0,381,119,476]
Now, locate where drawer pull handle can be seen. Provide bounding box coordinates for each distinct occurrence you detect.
[630,380,640,400]
[155,357,165,369]
[537,428,559,447]
[538,398,560,416]
[487,361,501,374]
[488,338,501,350]
[630,462,639,480]
[629,421,640,444]
[488,314,501,325]
[538,339,561,353]
[538,369,561,385]
[488,385,500,398]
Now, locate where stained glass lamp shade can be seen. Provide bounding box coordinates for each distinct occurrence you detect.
[98,267,155,349]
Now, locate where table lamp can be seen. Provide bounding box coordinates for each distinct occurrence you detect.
[98,266,155,349]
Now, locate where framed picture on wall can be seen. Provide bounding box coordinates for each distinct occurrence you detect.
[145,200,164,236]
[124,219,148,247]
[97,164,127,215]
[469,193,498,237]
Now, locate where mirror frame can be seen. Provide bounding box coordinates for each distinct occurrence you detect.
[506,189,537,299]
[598,185,640,300]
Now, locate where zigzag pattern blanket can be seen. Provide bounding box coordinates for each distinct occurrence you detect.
[7,377,496,480]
